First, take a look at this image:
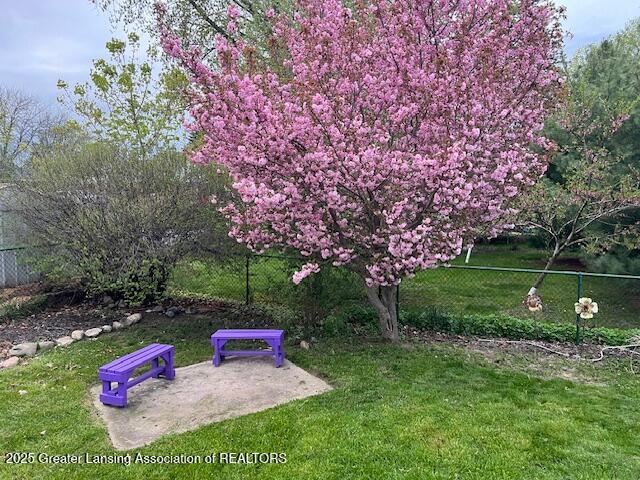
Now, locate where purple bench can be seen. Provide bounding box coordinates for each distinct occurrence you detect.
[211,329,285,368]
[98,343,175,407]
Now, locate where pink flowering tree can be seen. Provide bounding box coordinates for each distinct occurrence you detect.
[159,0,564,341]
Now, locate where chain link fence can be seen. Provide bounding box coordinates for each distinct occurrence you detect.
[170,253,640,334]
[0,247,39,288]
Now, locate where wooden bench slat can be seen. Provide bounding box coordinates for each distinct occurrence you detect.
[220,349,275,356]
[100,344,171,373]
[106,346,170,373]
[211,329,284,340]
[100,343,165,371]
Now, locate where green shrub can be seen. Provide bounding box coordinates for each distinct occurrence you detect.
[17,143,231,306]
[331,305,640,346]
[324,304,383,336]
[403,310,640,346]
[85,257,169,306]
[262,261,365,326]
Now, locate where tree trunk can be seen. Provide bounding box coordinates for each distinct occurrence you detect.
[365,284,400,342]
[528,246,561,296]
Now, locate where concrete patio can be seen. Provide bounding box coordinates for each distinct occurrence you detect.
[91,356,332,450]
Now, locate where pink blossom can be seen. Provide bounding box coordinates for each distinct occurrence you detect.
[159,0,563,287]
[292,263,320,284]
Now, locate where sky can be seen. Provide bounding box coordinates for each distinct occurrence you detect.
[0,0,639,108]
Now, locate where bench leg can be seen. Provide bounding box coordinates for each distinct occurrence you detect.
[99,374,127,407]
[151,358,160,378]
[115,381,128,407]
[213,339,220,367]
[275,342,284,368]
[265,339,284,367]
[161,350,176,380]
[102,380,112,395]
[213,339,227,367]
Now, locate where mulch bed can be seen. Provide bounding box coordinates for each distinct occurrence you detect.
[402,325,629,361]
[0,305,123,347]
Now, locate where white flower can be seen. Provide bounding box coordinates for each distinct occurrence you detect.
[574,297,599,319]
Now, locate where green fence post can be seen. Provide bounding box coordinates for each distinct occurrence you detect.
[245,255,250,305]
[575,272,583,345]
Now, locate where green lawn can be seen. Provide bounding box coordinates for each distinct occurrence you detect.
[2,310,640,479]
[169,246,640,329]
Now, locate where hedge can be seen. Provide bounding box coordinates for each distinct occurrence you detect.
[332,305,640,346]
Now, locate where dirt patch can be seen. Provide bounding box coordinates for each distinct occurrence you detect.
[0,282,48,302]
[403,326,603,357]
[534,256,586,270]
[402,326,627,385]
[0,297,275,358]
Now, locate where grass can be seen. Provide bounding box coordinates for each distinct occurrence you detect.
[2,310,640,479]
[169,256,294,304]
[169,245,640,329]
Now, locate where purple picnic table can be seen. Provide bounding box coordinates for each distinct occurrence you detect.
[211,329,285,368]
[98,343,175,407]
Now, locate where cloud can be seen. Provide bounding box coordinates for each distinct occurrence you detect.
[558,0,640,56]
[0,0,639,107]
[0,0,122,105]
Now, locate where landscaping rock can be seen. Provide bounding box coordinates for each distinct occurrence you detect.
[117,300,126,308]
[56,336,74,347]
[71,330,84,340]
[9,342,38,357]
[300,340,310,350]
[101,295,114,306]
[112,321,123,330]
[101,325,112,333]
[38,341,56,351]
[149,305,164,313]
[85,327,102,338]
[108,303,117,309]
[124,313,142,326]
[0,356,20,369]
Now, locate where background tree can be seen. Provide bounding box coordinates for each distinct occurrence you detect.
[57,33,186,159]
[569,19,640,274]
[0,87,62,180]
[93,0,291,68]
[160,0,564,341]
[518,19,640,290]
[518,90,640,296]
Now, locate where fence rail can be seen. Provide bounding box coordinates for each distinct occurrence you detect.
[447,264,640,279]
